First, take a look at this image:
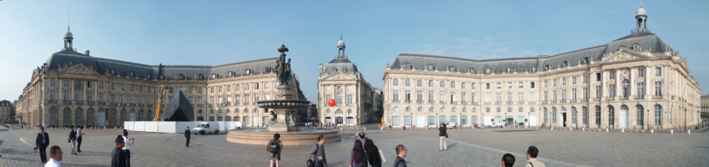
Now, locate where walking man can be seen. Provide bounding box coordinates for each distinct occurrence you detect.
[35,126,50,163]
[310,134,328,167]
[76,126,84,153]
[44,145,63,167]
[526,145,546,167]
[393,144,407,167]
[67,126,77,155]
[184,126,191,147]
[438,123,448,151]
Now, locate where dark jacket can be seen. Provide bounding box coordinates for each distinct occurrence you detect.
[111,147,130,167]
[184,129,191,138]
[351,141,368,167]
[68,129,77,142]
[393,156,407,167]
[364,138,382,167]
[35,132,49,148]
[438,125,448,137]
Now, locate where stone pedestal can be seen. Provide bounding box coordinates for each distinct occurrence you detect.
[267,109,292,132]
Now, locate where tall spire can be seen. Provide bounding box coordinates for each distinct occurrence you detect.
[64,25,74,50]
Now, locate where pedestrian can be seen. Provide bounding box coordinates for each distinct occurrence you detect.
[526,145,546,167]
[111,135,130,167]
[35,126,50,163]
[393,144,407,167]
[67,126,77,155]
[501,153,515,167]
[76,126,84,153]
[309,134,328,167]
[267,133,282,167]
[438,123,448,151]
[359,132,383,167]
[121,129,133,156]
[349,139,367,167]
[184,126,191,147]
[44,145,63,167]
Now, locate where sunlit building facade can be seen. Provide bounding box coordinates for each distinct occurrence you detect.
[383,7,702,130]
[15,29,307,128]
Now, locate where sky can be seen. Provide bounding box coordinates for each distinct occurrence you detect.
[1,0,708,102]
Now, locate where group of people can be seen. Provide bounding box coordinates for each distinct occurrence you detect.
[32,126,134,167]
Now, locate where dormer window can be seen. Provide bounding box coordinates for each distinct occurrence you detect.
[245,69,252,75]
[408,64,414,70]
[506,67,511,73]
[427,64,435,71]
[228,71,235,77]
[563,60,569,68]
[211,74,218,79]
[468,67,475,73]
[632,44,641,51]
[485,68,491,74]
[179,74,186,80]
[198,74,205,80]
[448,66,456,72]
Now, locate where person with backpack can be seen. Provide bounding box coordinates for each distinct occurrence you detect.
[358,132,383,167]
[309,135,328,167]
[438,123,448,151]
[349,139,367,167]
[267,133,282,167]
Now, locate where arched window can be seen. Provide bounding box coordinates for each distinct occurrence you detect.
[608,106,615,128]
[654,104,663,128]
[636,105,645,129]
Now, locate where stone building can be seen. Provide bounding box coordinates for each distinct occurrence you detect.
[382,7,702,130]
[15,28,308,128]
[317,38,381,126]
[0,100,15,124]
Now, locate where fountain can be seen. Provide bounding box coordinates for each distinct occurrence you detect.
[226,44,341,146]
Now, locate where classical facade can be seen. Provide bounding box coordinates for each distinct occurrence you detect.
[318,38,382,126]
[0,100,15,124]
[383,7,702,130]
[15,29,308,128]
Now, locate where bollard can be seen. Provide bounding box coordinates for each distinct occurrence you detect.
[670,129,674,135]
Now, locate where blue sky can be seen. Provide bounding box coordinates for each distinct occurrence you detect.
[1,0,708,101]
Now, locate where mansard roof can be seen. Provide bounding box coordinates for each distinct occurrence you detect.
[389,32,673,74]
[46,48,279,80]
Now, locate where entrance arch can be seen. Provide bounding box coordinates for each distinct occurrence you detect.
[608,105,615,129]
[619,105,629,129]
[636,105,645,129]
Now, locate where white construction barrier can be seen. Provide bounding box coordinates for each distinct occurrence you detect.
[124,121,242,134]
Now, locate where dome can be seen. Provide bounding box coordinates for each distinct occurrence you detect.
[336,39,345,49]
[636,7,647,16]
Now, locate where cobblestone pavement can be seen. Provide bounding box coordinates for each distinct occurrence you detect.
[1,127,707,167]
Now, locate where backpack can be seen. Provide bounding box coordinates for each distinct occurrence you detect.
[364,138,382,165]
[268,140,281,154]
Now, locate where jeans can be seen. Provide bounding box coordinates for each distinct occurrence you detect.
[439,136,447,151]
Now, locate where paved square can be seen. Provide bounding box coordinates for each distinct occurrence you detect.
[1,127,708,167]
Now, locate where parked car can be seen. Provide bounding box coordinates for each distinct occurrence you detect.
[191,123,219,135]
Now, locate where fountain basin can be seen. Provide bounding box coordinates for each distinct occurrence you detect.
[226,128,341,146]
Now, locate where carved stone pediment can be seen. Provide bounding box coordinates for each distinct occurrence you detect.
[60,63,97,75]
[602,49,648,63]
[321,73,356,81]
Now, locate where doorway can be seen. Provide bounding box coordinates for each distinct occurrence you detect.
[562,112,567,127]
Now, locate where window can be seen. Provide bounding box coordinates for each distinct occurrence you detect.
[416,80,422,87]
[655,81,663,96]
[450,81,455,88]
[655,66,662,77]
[346,95,353,106]
[428,80,434,87]
[637,81,646,99]
[530,82,536,89]
[609,83,616,97]
[486,83,490,89]
[622,79,631,98]
[404,79,411,87]
[405,90,411,103]
[654,105,663,127]
[609,70,616,80]
[440,80,445,88]
[392,91,399,103]
[416,90,423,103]
[596,73,602,81]
[427,91,434,104]
[393,79,399,86]
[595,106,601,127]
